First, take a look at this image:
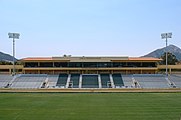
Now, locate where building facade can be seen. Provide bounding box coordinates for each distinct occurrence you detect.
[2,56,181,75]
[16,56,161,74]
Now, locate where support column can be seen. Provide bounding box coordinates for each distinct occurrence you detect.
[98,74,102,88]
[109,74,115,88]
[9,68,12,74]
[66,74,71,88]
[79,74,82,88]
[169,68,172,74]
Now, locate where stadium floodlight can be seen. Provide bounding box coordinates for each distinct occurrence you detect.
[161,32,172,76]
[8,33,20,76]
[161,33,172,39]
[8,33,20,39]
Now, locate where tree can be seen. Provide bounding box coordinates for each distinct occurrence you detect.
[0,61,22,65]
[0,61,13,65]
[160,52,178,65]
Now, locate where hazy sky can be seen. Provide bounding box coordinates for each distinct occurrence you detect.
[0,0,181,59]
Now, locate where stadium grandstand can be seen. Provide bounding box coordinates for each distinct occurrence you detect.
[19,56,161,74]
[0,56,181,90]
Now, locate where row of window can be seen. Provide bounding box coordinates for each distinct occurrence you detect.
[25,62,157,68]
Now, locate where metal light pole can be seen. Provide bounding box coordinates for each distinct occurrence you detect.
[161,32,172,76]
[8,33,20,76]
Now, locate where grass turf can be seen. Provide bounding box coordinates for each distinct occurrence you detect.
[0,93,181,120]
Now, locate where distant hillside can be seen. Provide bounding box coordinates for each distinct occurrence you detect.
[0,51,17,62]
[143,44,181,60]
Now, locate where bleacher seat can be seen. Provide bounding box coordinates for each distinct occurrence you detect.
[0,73,177,89]
[112,74,124,87]
[82,75,99,88]
[100,74,111,88]
[56,74,68,88]
[47,75,59,88]
[0,75,13,88]
[122,75,134,88]
[133,74,169,88]
[10,74,47,89]
[169,75,181,88]
[70,74,80,88]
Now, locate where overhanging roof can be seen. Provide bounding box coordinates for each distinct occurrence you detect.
[20,56,162,62]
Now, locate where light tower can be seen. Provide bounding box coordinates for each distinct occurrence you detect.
[161,32,172,76]
[8,33,20,76]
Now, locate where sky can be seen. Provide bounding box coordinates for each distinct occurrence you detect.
[0,0,181,59]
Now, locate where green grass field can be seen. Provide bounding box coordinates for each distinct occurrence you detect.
[0,93,181,120]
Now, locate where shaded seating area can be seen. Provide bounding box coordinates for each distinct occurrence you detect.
[69,74,80,88]
[112,74,124,88]
[56,74,68,88]
[0,75,13,88]
[10,74,47,89]
[82,75,99,88]
[133,74,169,88]
[100,74,111,88]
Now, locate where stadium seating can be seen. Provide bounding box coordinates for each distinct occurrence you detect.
[10,74,47,89]
[133,74,169,88]
[122,75,134,88]
[0,75,13,88]
[1,73,180,89]
[56,74,68,88]
[100,74,111,88]
[69,74,80,88]
[169,75,181,88]
[47,75,59,88]
[82,74,99,88]
[112,74,124,88]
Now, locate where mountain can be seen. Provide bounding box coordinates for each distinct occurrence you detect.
[143,44,181,60]
[0,51,17,62]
